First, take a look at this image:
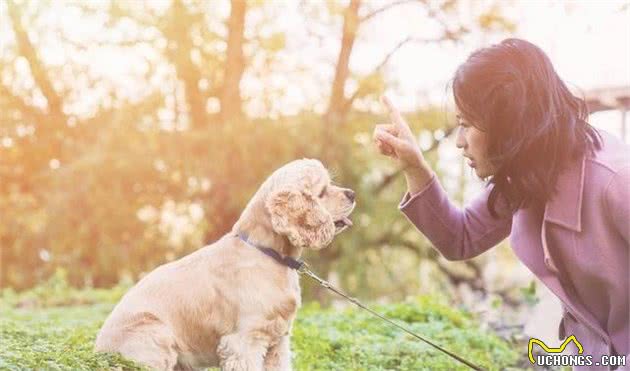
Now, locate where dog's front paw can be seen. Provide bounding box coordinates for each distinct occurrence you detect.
[263,336,292,371]
[217,335,264,371]
[220,358,258,371]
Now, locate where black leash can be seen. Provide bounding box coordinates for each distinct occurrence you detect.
[298,263,486,371]
[237,232,485,370]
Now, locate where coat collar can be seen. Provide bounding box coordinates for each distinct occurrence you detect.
[543,155,586,232]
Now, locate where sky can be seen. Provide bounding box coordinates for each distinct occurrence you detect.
[349,0,630,200]
[353,0,629,109]
[1,0,628,129]
[356,0,630,183]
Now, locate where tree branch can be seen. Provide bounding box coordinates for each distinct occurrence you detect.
[342,36,446,113]
[425,1,469,41]
[434,258,521,307]
[0,84,46,123]
[60,33,158,51]
[104,1,159,30]
[360,0,418,22]
[7,0,67,124]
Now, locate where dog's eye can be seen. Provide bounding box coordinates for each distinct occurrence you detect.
[318,186,327,198]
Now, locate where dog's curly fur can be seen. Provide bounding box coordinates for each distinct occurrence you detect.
[95,159,355,371]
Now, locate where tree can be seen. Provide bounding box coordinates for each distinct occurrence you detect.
[324,0,361,126]
[0,0,522,307]
[322,0,514,127]
[220,0,247,123]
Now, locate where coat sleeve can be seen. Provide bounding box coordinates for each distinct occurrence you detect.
[604,165,630,245]
[398,174,513,261]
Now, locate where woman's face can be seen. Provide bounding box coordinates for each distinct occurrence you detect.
[455,111,496,178]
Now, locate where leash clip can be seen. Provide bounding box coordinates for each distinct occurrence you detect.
[297,261,310,274]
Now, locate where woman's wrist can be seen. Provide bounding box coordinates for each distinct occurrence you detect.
[404,162,434,195]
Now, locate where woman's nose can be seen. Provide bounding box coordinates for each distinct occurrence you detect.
[455,126,467,149]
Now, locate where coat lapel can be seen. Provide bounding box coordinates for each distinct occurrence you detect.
[519,154,610,344]
[540,155,586,274]
[543,155,586,233]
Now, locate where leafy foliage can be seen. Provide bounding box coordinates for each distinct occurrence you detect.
[1,0,515,303]
[0,268,131,309]
[2,109,458,304]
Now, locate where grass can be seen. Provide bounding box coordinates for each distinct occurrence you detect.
[0,270,525,370]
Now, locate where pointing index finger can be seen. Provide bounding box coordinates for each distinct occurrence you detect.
[381,95,408,129]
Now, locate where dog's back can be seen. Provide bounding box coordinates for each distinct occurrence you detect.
[95,237,233,369]
[94,234,299,369]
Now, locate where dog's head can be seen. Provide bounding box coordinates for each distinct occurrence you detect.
[262,159,355,250]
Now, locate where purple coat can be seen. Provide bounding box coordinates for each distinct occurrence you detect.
[399,130,629,362]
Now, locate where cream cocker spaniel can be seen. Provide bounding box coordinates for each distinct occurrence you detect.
[95,159,356,371]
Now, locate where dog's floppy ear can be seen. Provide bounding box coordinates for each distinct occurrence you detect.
[265,187,335,249]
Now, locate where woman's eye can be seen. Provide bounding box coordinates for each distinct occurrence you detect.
[318,187,327,198]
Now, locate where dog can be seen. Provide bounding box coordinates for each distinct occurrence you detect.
[95,159,356,370]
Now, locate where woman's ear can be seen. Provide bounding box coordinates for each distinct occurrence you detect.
[265,187,335,249]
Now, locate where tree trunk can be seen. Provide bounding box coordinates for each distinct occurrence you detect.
[220,0,246,123]
[162,0,207,129]
[324,0,361,126]
[6,0,68,158]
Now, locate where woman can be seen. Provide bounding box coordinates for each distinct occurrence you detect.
[373,38,629,370]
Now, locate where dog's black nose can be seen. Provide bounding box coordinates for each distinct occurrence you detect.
[344,190,355,202]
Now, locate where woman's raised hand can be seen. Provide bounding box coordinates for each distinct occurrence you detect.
[373,96,434,194]
[373,96,425,171]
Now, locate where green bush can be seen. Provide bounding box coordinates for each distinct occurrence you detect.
[0,286,522,370]
[0,268,131,309]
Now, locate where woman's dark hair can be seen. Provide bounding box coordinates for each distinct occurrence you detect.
[453,38,601,217]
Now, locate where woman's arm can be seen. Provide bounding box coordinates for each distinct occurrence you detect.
[399,173,513,261]
[373,96,513,260]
